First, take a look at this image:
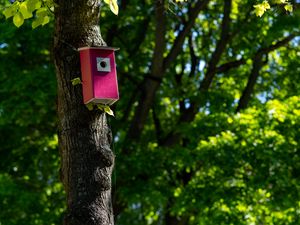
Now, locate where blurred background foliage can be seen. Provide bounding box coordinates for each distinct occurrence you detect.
[0,0,300,224]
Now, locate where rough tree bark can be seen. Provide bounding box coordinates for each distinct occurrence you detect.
[53,1,114,224]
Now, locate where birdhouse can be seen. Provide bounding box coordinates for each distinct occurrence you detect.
[78,46,119,105]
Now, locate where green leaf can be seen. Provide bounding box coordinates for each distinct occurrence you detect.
[86,103,94,111]
[273,0,288,3]
[36,7,48,17]
[262,0,270,10]
[31,7,50,28]
[19,2,33,19]
[109,0,119,15]
[13,12,24,28]
[32,19,41,29]
[42,16,50,25]
[27,0,42,11]
[104,106,114,117]
[3,3,19,19]
[70,77,82,86]
[103,0,118,15]
[253,5,265,17]
[32,17,43,29]
[97,104,105,111]
[284,3,293,12]
[44,0,55,8]
[253,1,270,17]
[96,104,114,116]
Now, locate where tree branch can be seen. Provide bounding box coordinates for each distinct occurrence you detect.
[259,34,296,54]
[128,18,151,57]
[236,54,264,112]
[126,1,211,141]
[126,0,166,140]
[161,0,233,146]
[177,0,233,124]
[188,34,198,78]
[217,58,246,73]
[152,107,163,144]
[199,0,232,92]
[236,34,297,112]
[163,0,210,70]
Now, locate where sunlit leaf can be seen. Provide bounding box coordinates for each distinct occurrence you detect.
[3,3,19,19]
[109,0,119,15]
[86,103,94,111]
[36,7,48,17]
[262,0,270,9]
[97,104,104,111]
[27,0,42,11]
[253,1,270,17]
[70,77,82,86]
[42,16,50,25]
[19,2,33,19]
[284,3,293,12]
[273,0,288,3]
[13,12,24,27]
[104,106,114,116]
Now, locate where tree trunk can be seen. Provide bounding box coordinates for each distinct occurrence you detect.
[53,1,114,224]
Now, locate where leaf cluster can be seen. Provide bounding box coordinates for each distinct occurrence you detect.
[2,0,53,28]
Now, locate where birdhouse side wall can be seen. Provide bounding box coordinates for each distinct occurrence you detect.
[79,49,94,104]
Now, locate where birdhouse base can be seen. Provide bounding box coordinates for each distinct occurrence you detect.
[85,98,118,106]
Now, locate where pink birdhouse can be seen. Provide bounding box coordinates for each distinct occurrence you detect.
[78,46,119,105]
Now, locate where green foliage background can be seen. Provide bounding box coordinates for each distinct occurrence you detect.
[0,0,300,224]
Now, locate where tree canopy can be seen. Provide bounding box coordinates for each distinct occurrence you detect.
[1,0,300,224]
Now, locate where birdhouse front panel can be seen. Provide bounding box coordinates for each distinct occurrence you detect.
[79,47,119,105]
